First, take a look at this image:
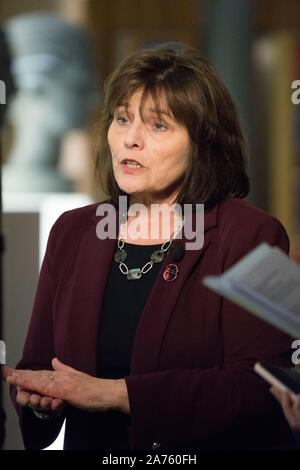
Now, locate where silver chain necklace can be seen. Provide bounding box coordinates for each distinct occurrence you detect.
[114,218,184,280]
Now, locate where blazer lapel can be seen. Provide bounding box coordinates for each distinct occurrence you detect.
[130,204,219,374]
[66,215,117,376]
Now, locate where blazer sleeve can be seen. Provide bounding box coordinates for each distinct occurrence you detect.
[10,213,66,450]
[125,215,296,449]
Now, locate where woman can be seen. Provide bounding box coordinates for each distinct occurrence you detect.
[3,43,297,450]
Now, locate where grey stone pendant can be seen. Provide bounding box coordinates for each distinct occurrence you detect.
[127,268,142,280]
[151,250,165,263]
[114,249,127,263]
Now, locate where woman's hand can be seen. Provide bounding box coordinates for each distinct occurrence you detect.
[270,386,300,430]
[2,364,65,416]
[4,358,130,414]
[16,386,65,414]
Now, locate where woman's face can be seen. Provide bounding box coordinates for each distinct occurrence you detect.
[108,89,191,206]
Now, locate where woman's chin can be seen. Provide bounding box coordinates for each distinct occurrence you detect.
[117,183,145,198]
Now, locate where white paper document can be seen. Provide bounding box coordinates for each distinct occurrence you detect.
[202,243,300,338]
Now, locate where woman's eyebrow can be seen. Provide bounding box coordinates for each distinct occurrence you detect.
[146,107,171,116]
[114,104,127,111]
[114,104,172,119]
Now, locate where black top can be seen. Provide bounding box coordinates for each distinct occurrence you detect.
[95,241,165,449]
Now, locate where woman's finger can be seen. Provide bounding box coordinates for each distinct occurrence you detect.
[51,398,65,412]
[270,387,300,429]
[16,387,65,414]
[52,357,76,373]
[16,389,32,407]
[281,389,294,409]
[1,366,15,381]
[6,370,59,398]
[279,390,298,426]
[270,386,282,401]
[39,396,53,408]
[29,393,43,408]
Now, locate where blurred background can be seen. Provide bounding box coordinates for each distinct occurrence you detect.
[0,0,299,450]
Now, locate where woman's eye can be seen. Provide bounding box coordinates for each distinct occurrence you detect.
[116,116,128,125]
[154,122,166,131]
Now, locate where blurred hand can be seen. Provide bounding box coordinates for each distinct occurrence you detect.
[270,386,300,430]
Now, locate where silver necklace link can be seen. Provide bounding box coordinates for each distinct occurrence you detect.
[114,218,184,280]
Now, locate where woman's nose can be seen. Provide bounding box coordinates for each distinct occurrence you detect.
[124,122,144,149]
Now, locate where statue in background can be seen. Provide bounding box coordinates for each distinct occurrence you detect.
[3,13,99,192]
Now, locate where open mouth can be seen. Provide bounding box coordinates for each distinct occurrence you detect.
[121,159,143,168]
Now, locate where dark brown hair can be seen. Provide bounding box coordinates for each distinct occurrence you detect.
[95,42,250,209]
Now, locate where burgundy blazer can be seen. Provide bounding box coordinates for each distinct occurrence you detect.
[12,197,297,450]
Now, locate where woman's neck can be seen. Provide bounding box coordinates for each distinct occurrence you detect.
[120,200,183,245]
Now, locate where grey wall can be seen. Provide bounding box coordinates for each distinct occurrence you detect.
[2,212,39,449]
